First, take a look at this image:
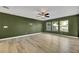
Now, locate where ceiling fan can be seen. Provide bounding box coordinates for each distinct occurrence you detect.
[37,8,50,18]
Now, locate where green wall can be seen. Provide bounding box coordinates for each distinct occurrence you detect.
[77,15,79,37]
[43,15,79,37]
[0,12,42,39]
[0,12,78,38]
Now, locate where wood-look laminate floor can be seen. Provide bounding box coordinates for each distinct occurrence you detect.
[0,33,79,53]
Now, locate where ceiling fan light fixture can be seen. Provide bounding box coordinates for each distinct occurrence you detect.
[37,8,50,18]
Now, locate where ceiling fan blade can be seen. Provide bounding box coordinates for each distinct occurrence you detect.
[45,13,49,15]
[44,13,50,17]
[45,15,50,17]
[38,13,42,15]
[37,15,42,17]
[46,16,50,17]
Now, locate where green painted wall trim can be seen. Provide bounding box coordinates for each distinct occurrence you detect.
[0,12,42,39]
[43,15,79,37]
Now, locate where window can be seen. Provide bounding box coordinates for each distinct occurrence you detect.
[60,20,68,32]
[46,22,51,31]
[52,21,58,31]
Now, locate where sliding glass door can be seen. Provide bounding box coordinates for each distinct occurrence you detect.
[45,19,69,33]
[52,21,58,31]
[60,20,68,32]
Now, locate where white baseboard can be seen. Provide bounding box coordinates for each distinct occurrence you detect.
[0,33,41,41]
[52,33,78,39]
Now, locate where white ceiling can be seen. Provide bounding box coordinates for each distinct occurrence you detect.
[0,6,79,21]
